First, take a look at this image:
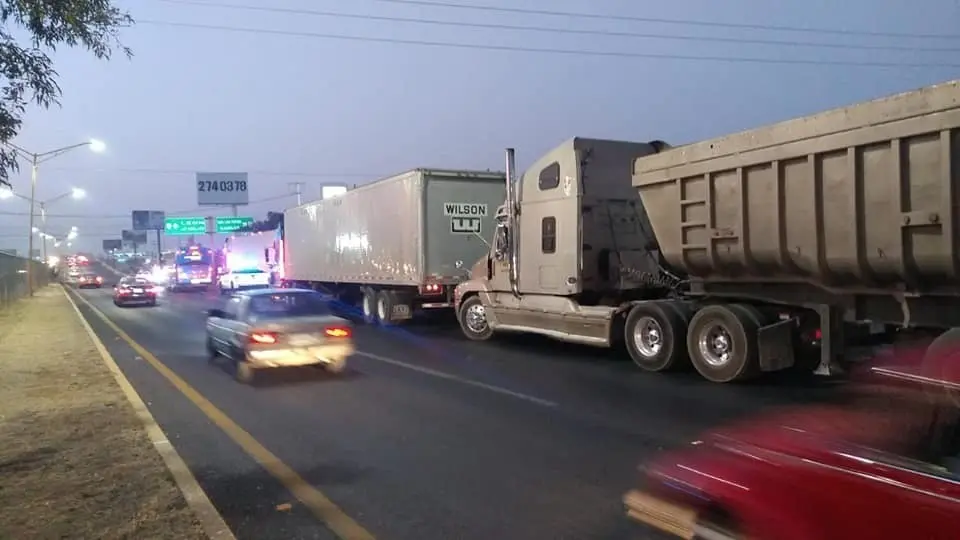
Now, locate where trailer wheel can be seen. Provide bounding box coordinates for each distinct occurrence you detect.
[687,305,760,383]
[376,290,397,326]
[624,302,688,372]
[458,295,493,341]
[361,288,378,324]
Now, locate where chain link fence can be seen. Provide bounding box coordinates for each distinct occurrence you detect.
[0,253,52,309]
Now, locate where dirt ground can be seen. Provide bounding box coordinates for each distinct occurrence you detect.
[0,287,208,539]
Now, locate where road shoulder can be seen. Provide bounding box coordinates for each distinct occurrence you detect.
[0,285,230,539]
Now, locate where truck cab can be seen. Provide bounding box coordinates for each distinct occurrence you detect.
[454,137,672,346]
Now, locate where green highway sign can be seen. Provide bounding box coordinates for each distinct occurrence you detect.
[164,217,207,236]
[215,216,254,233]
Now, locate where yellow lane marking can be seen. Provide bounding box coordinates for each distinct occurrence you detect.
[62,285,236,540]
[67,288,377,540]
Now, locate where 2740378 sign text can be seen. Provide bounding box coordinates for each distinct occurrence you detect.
[196,172,250,206]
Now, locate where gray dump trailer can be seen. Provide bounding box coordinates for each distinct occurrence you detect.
[454,79,960,383]
[282,168,505,324]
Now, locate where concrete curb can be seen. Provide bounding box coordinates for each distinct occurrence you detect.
[60,285,235,540]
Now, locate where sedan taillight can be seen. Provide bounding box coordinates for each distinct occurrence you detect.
[324,326,351,338]
[249,331,279,344]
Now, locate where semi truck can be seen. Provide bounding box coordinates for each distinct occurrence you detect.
[280,168,506,323]
[453,79,960,383]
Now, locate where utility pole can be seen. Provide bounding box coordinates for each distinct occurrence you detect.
[288,182,304,206]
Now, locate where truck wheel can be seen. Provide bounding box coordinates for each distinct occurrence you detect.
[361,288,378,324]
[687,304,760,383]
[623,302,688,372]
[376,291,396,326]
[458,295,493,341]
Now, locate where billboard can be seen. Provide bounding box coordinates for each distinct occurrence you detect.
[132,210,166,231]
[121,230,148,244]
[197,172,249,206]
[102,239,122,251]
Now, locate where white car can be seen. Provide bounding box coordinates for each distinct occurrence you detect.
[206,288,354,383]
[219,268,271,294]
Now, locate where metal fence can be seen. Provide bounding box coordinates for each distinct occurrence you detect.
[0,253,52,308]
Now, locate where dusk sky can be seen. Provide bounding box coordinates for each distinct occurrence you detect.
[0,0,957,255]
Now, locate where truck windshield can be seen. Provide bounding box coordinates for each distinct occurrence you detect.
[248,292,331,318]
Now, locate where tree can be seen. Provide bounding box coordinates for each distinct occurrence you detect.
[237,211,284,233]
[0,0,133,188]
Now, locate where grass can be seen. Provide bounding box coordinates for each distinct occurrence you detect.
[0,287,207,539]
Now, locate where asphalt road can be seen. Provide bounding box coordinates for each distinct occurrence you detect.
[67,262,841,540]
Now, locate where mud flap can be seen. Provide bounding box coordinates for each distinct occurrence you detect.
[757,318,796,372]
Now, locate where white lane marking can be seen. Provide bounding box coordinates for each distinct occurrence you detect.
[83,285,560,409]
[353,350,559,408]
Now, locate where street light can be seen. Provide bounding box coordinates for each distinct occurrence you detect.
[2,138,104,295]
[1,185,89,266]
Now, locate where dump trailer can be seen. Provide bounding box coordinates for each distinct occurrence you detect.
[281,168,506,324]
[453,79,960,383]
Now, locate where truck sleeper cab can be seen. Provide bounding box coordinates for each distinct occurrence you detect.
[454,138,697,364]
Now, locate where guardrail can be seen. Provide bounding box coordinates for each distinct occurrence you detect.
[0,253,52,308]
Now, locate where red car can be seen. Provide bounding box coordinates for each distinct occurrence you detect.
[624,344,960,540]
[76,272,103,289]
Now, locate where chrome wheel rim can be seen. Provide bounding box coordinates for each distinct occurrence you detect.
[633,316,663,357]
[465,303,488,334]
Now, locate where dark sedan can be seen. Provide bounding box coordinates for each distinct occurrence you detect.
[113,277,158,307]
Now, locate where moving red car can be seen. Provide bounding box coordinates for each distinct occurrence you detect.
[76,272,103,289]
[624,344,960,540]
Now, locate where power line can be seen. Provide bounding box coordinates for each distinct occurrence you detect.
[136,20,960,68]
[345,0,960,40]
[44,166,380,178]
[156,0,960,53]
[0,193,297,220]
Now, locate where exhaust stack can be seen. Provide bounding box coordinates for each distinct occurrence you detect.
[504,148,520,297]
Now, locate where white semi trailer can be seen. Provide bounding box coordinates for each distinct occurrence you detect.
[280,168,506,324]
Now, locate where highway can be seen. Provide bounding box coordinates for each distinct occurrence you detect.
[67,261,841,540]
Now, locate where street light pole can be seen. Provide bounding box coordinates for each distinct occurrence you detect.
[3,139,105,296]
[26,155,38,293]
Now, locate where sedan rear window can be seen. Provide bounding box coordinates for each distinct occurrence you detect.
[249,292,332,318]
